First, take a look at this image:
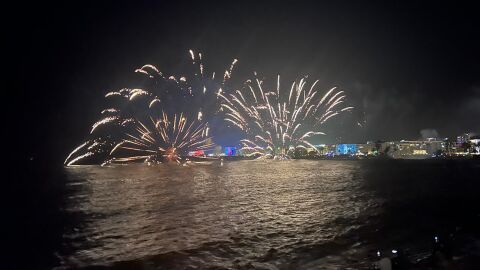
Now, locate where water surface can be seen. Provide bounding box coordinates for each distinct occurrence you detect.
[56,159,480,269]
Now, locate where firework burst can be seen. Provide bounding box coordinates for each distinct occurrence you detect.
[108,111,214,164]
[64,50,237,166]
[218,74,353,159]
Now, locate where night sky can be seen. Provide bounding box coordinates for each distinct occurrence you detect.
[16,0,480,163]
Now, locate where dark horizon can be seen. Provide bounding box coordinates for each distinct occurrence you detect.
[15,0,480,163]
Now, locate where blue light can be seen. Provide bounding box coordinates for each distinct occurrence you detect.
[336,144,357,155]
[224,146,236,156]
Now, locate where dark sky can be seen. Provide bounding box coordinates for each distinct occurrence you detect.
[15,0,480,163]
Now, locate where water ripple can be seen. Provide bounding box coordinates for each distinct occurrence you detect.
[57,160,382,269]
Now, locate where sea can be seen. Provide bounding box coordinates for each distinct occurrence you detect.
[13,159,480,269]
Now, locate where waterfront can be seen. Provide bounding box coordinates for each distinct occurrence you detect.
[43,159,480,269]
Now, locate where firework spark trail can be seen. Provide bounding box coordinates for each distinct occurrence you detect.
[65,152,94,167]
[100,49,238,125]
[109,112,214,164]
[219,74,353,158]
[65,49,237,166]
[64,138,115,166]
[64,141,89,165]
[90,116,119,134]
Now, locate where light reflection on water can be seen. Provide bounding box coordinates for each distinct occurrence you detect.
[59,160,380,269]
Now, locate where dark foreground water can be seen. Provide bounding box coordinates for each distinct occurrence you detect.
[15,159,480,269]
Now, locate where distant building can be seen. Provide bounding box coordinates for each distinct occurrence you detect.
[413,149,427,155]
[356,143,376,156]
[454,133,477,154]
[336,144,357,155]
[213,145,223,156]
[224,146,237,156]
[379,141,395,154]
[470,136,480,145]
[457,133,471,146]
[470,135,480,154]
[309,144,325,155]
[386,140,445,158]
[426,140,444,155]
[188,150,205,157]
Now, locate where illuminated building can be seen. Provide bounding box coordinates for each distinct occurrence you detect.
[356,143,376,156]
[311,144,327,155]
[336,144,357,155]
[188,150,205,157]
[470,136,480,154]
[413,149,427,155]
[387,140,445,158]
[224,146,237,156]
[456,133,470,146]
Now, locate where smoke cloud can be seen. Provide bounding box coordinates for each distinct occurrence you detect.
[420,129,439,140]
